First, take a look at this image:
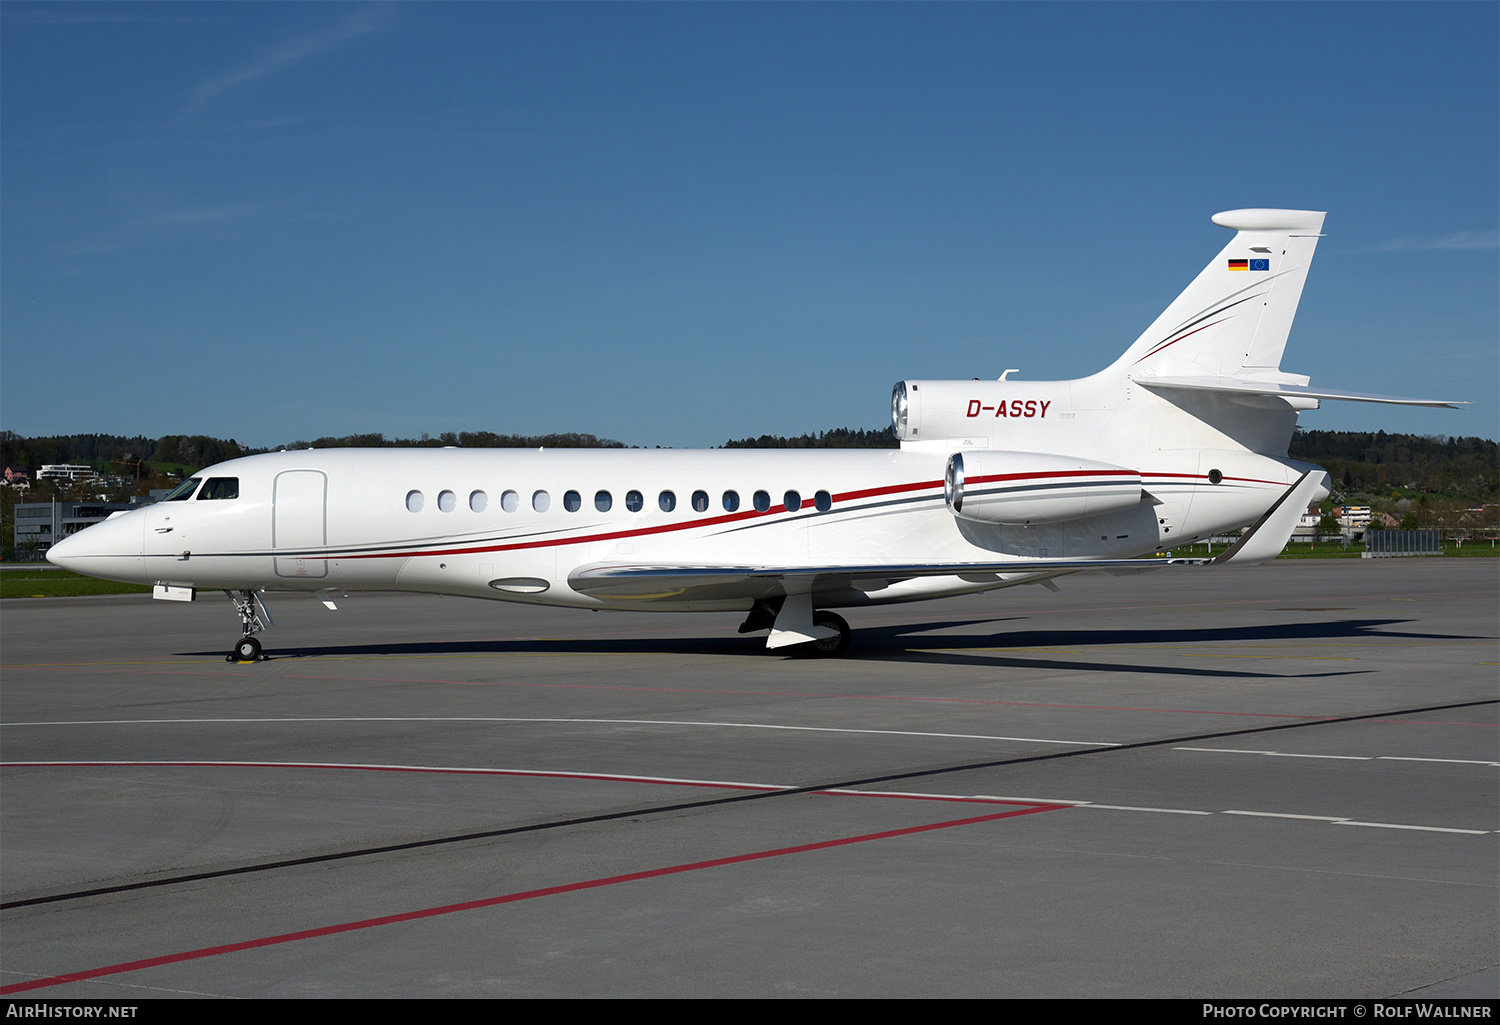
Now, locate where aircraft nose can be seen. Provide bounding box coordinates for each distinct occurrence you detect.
[46,511,145,582]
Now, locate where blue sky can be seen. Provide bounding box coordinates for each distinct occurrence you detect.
[3,2,1495,449]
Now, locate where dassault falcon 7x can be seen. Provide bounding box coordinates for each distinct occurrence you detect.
[49,210,1459,661]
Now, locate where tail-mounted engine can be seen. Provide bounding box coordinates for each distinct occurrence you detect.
[944,451,1142,525]
[893,379,1064,444]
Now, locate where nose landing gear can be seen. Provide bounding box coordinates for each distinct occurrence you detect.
[225,589,272,662]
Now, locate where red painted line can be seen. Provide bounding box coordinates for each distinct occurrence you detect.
[263,467,1290,562]
[1133,317,1230,364]
[967,469,1139,486]
[1143,472,1287,486]
[0,803,1063,994]
[331,477,945,561]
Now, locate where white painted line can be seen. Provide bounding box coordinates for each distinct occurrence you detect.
[13,761,1490,834]
[1079,804,1213,815]
[1224,810,1494,834]
[0,716,1119,748]
[0,762,1068,806]
[1332,820,1493,835]
[1174,747,1370,760]
[817,789,1061,806]
[1377,756,1500,767]
[1222,811,1350,821]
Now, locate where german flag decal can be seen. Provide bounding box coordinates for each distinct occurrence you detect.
[1227,259,1249,271]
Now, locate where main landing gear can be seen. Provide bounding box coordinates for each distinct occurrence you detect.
[225,589,272,662]
[808,610,852,657]
[738,597,852,657]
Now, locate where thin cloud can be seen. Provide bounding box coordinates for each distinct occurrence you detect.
[55,201,286,257]
[1366,230,1499,253]
[182,7,390,117]
[3,9,218,24]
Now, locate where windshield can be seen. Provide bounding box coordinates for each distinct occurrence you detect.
[197,477,239,500]
[162,477,201,502]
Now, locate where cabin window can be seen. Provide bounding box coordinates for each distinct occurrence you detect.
[470,490,488,512]
[198,477,239,501]
[722,490,740,512]
[815,490,832,512]
[753,490,770,512]
[784,490,802,513]
[626,490,644,512]
[659,490,676,512]
[691,490,709,513]
[532,490,550,512]
[406,490,424,513]
[500,490,519,512]
[438,490,457,513]
[563,490,582,512]
[163,478,201,502]
[595,490,612,512]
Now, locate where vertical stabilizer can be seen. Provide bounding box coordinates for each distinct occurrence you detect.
[1114,209,1325,383]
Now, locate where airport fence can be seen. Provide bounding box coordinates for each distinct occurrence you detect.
[1362,529,1441,557]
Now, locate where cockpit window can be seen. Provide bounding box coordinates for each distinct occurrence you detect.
[163,478,201,501]
[198,477,239,501]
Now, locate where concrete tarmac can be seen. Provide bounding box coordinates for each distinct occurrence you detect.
[2,559,1495,998]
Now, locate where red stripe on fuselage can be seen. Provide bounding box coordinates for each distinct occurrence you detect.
[287,469,1291,563]
[332,477,945,561]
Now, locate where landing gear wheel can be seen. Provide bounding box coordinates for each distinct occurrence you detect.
[809,611,852,657]
[231,636,263,662]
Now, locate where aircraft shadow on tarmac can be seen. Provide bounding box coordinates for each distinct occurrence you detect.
[182,616,1471,680]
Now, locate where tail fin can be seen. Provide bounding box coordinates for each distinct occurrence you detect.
[1113,209,1325,382]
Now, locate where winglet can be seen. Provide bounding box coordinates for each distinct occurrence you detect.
[1212,470,1328,566]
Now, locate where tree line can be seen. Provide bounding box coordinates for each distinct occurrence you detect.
[1287,430,1497,501]
[3,427,1494,501]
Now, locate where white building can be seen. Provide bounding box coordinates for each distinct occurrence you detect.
[36,464,96,482]
[1336,506,1372,534]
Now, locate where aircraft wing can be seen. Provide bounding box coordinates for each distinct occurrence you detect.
[566,469,1327,602]
[567,555,1210,601]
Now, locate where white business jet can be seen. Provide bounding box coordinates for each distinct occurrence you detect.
[48,210,1459,662]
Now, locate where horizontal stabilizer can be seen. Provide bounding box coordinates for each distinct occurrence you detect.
[1133,375,1465,409]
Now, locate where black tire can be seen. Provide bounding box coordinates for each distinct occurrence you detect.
[233,636,262,662]
[809,611,851,657]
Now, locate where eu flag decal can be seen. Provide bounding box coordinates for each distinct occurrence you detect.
[1249,258,1271,271]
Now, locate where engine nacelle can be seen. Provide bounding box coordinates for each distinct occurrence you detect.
[944,451,1142,525]
[893,379,1067,443]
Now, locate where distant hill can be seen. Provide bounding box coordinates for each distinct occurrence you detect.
[722,427,899,449]
[4,427,1493,501]
[0,430,628,473]
[721,426,1496,501]
[283,431,625,450]
[1288,430,1497,500]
